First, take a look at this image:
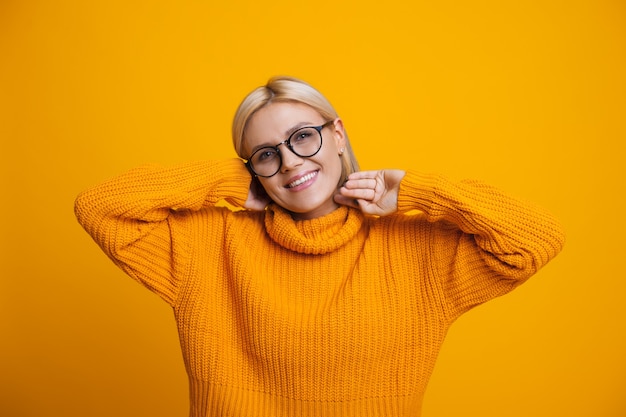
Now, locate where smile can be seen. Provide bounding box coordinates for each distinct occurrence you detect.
[285,171,318,188]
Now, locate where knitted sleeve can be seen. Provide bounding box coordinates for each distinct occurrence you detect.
[74,159,252,305]
[396,171,565,320]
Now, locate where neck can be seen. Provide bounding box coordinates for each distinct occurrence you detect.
[288,201,342,221]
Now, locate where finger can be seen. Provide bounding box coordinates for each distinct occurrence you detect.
[339,186,376,201]
[346,170,381,181]
[343,178,377,190]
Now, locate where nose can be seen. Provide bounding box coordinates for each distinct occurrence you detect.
[279,144,304,172]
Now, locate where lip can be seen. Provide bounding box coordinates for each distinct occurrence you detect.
[284,170,319,190]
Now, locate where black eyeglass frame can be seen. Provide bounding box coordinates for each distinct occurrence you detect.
[244,120,334,178]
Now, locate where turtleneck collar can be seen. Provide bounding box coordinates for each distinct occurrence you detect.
[264,204,364,255]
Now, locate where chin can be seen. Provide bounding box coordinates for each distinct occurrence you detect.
[268,175,342,218]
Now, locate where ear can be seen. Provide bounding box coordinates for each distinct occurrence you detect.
[331,118,347,152]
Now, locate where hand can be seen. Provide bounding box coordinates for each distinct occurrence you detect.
[244,177,271,211]
[335,169,406,216]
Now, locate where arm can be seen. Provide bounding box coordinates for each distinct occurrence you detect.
[398,171,565,317]
[74,159,252,305]
[338,169,565,317]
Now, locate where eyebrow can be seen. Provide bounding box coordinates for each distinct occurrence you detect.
[284,121,313,137]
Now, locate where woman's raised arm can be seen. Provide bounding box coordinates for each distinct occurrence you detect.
[74,159,251,304]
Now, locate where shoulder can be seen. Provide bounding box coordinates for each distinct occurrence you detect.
[366,210,462,243]
[367,210,429,229]
[170,205,265,231]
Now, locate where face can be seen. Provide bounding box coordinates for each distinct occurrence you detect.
[244,102,346,220]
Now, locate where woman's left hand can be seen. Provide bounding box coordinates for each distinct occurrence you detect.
[335,169,406,216]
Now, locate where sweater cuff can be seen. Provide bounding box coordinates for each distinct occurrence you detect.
[396,170,441,214]
[209,159,252,208]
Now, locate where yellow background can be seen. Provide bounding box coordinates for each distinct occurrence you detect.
[1,1,624,416]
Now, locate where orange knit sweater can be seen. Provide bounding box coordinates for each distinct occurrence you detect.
[74,159,565,417]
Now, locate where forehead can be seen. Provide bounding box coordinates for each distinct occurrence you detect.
[244,102,323,148]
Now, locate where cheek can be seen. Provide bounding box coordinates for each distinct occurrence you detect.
[258,178,282,197]
[326,151,344,175]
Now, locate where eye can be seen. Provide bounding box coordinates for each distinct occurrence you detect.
[255,148,278,162]
[292,128,315,143]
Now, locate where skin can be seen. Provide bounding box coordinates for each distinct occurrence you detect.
[243,101,406,219]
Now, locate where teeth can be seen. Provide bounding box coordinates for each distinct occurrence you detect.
[287,172,317,188]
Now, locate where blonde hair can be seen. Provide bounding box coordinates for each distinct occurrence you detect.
[232,76,359,180]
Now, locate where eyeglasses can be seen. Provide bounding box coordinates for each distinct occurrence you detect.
[244,120,334,178]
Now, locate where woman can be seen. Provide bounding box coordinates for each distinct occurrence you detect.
[75,76,565,416]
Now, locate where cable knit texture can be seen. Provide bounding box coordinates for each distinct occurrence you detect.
[74,160,565,417]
